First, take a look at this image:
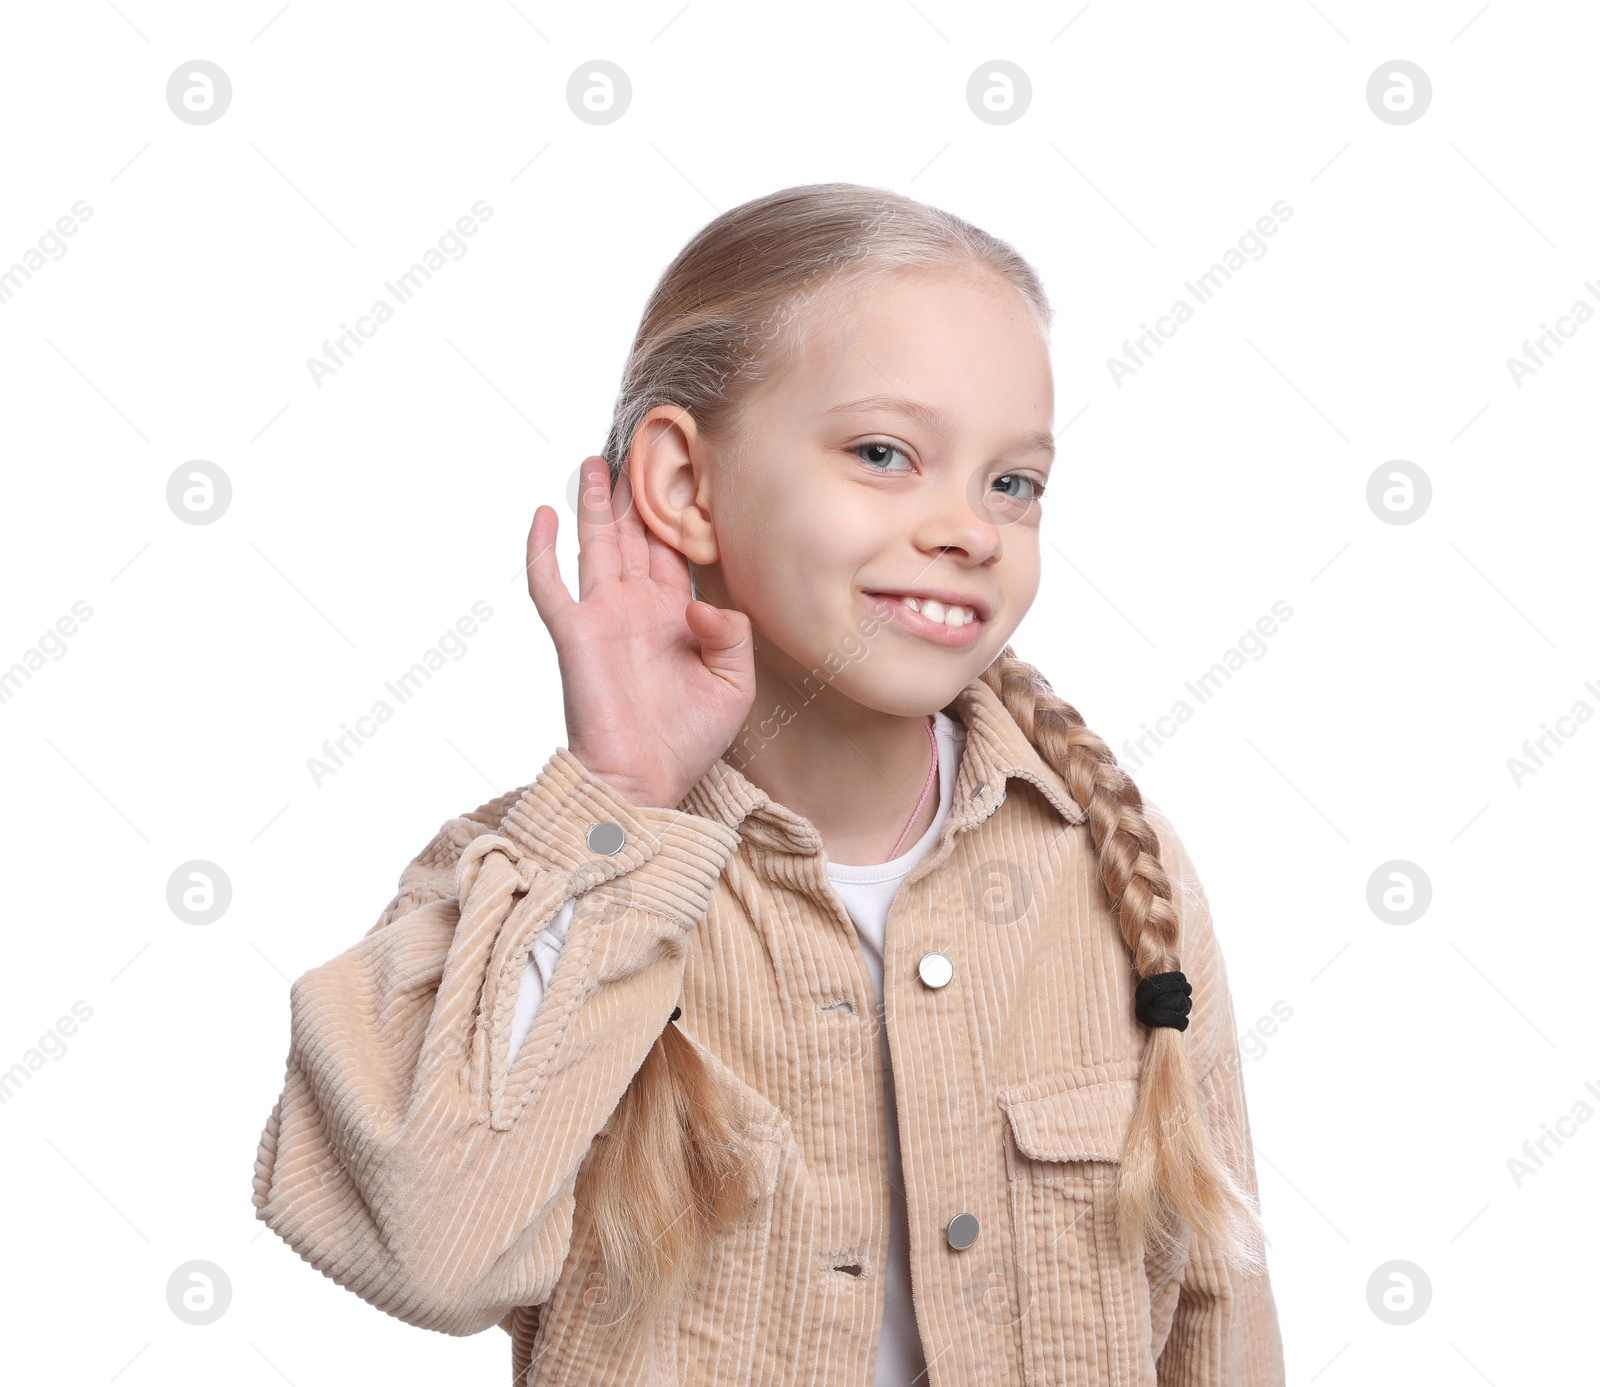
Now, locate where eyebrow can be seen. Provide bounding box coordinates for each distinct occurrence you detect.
[822,393,1056,461]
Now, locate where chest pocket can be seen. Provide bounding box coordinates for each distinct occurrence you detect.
[999,1075,1183,1387]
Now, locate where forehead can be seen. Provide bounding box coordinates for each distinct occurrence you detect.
[776,268,1053,422]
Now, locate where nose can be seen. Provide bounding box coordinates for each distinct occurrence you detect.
[912,471,1005,566]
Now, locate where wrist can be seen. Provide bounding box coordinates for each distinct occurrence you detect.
[567,749,677,810]
[593,772,675,811]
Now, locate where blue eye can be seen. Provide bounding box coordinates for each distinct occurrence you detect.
[992,472,1046,504]
[855,441,914,472]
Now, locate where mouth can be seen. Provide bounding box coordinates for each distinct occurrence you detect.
[862,590,986,648]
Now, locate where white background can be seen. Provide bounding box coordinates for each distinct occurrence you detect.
[1,1,1595,1382]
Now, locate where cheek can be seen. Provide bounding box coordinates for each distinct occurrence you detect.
[720,513,865,642]
[977,546,1042,653]
[714,512,807,623]
[1007,544,1043,606]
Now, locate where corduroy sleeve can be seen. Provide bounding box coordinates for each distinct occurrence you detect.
[1141,801,1287,1387]
[250,746,743,1337]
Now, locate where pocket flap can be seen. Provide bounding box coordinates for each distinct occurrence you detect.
[1000,1076,1139,1163]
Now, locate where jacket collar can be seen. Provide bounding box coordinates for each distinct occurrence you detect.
[677,673,1088,856]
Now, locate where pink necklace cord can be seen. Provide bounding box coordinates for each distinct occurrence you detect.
[888,717,939,861]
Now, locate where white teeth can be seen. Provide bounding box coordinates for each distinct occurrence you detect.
[901,596,976,626]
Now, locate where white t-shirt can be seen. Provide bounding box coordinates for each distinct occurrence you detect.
[507,711,965,1387]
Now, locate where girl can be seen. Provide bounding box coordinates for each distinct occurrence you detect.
[253,183,1286,1385]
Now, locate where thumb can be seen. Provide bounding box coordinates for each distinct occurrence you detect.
[685,600,753,682]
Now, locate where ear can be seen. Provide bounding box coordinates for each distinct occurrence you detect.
[628,404,721,565]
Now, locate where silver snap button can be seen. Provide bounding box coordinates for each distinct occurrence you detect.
[586,822,626,855]
[946,1212,979,1250]
[918,951,954,989]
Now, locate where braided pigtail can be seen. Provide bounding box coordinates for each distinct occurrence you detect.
[977,648,1267,1276]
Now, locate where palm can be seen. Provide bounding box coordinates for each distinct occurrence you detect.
[525,456,756,809]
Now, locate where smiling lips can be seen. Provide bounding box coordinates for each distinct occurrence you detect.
[864,590,987,647]
[893,595,978,627]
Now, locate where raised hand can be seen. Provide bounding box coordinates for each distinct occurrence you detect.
[525,455,757,809]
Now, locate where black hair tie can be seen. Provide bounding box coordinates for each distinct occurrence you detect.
[668,1005,681,1024]
[1135,971,1192,1031]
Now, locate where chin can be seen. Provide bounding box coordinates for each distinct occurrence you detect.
[840,665,983,719]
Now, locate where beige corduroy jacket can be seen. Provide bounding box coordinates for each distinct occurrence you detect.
[251,674,1286,1385]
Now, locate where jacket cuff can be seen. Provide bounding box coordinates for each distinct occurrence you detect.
[496,746,742,929]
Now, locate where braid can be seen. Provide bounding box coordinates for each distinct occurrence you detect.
[977,648,1267,1275]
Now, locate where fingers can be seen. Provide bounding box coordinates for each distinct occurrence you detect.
[525,506,576,630]
[612,454,689,596]
[642,487,695,598]
[531,455,694,630]
[610,457,650,577]
[684,601,754,685]
[573,454,620,599]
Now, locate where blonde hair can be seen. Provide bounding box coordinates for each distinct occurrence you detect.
[581,182,1265,1337]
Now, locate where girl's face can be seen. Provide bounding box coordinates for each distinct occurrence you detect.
[696,265,1056,717]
